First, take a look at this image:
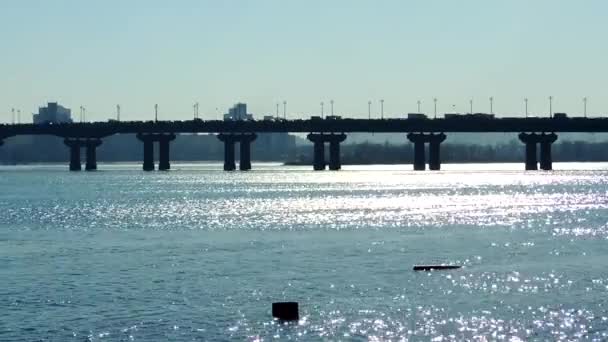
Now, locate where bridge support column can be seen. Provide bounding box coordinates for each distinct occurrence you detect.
[428,133,447,171]
[158,134,176,171]
[307,134,326,171]
[313,141,325,171]
[143,140,154,171]
[328,134,347,170]
[85,139,102,171]
[137,133,177,171]
[64,139,82,171]
[329,140,340,170]
[306,133,347,171]
[519,133,539,170]
[539,133,558,171]
[519,133,557,171]
[217,134,237,171]
[407,133,426,171]
[137,134,155,171]
[407,133,446,171]
[239,133,257,171]
[526,142,537,170]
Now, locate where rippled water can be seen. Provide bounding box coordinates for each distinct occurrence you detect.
[2,163,608,341]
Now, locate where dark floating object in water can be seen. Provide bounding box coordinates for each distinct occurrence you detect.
[413,265,461,271]
[272,302,299,321]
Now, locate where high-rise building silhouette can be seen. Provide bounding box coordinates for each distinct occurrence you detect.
[33,102,73,124]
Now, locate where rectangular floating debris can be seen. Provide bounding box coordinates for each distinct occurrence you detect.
[272,302,299,321]
[413,265,461,271]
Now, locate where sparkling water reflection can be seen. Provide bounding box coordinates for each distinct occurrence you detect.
[1,163,608,340]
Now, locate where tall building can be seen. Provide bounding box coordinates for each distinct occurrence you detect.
[224,103,253,121]
[33,102,73,124]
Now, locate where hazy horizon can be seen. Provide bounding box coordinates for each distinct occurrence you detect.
[2,0,607,122]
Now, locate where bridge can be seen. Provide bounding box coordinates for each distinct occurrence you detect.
[1,116,607,171]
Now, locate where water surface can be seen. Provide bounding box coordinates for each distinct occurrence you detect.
[1,163,608,340]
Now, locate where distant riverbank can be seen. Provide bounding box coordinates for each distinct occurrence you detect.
[288,140,608,165]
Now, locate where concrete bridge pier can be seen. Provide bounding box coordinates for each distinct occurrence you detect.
[143,139,154,171]
[526,143,538,170]
[239,133,257,171]
[217,134,237,171]
[217,133,257,171]
[85,139,102,171]
[407,133,427,171]
[327,134,347,170]
[158,134,176,171]
[407,133,446,171]
[64,139,82,171]
[313,141,325,170]
[519,133,539,170]
[306,133,347,171]
[137,133,177,171]
[307,134,326,171]
[519,133,558,170]
[539,133,558,170]
[428,133,447,171]
[137,134,156,171]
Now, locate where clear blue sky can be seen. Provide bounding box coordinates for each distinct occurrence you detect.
[1,0,607,122]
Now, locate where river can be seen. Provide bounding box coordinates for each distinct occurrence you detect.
[1,163,607,340]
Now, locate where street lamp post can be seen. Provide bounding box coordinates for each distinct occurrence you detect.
[489,96,493,114]
[320,102,324,119]
[583,97,587,118]
[469,99,473,114]
[11,108,15,124]
[154,104,158,122]
[417,100,421,113]
[380,99,384,119]
[368,100,371,119]
[276,103,279,119]
[433,98,437,119]
[549,96,553,118]
[193,103,199,120]
[117,104,121,121]
[283,101,287,120]
[524,98,528,118]
[17,110,21,124]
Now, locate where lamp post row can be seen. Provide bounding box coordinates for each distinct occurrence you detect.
[5,97,598,123]
[265,96,589,120]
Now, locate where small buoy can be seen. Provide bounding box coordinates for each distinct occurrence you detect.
[413,265,461,271]
[272,302,299,321]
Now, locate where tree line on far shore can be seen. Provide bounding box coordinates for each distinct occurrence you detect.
[1,134,607,164]
[290,140,608,164]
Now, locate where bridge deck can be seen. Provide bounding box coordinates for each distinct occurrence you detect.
[1,117,608,139]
